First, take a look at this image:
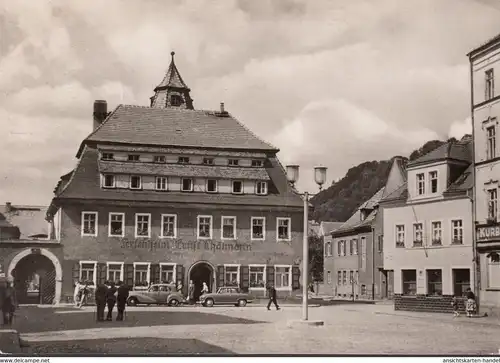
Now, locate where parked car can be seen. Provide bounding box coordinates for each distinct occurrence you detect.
[127,283,186,306]
[199,287,254,307]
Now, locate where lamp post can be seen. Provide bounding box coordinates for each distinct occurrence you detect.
[286,164,327,322]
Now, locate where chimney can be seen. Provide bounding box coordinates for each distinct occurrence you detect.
[220,102,225,113]
[93,100,108,130]
[5,202,11,213]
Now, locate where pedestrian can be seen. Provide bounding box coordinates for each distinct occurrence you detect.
[465,288,476,318]
[77,281,89,308]
[95,282,108,322]
[73,280,82,307]
[106,281,118,321]
[177,281,183,295]
[201,282,209,295]
[266,283,280,311]
[1,277,17,326]
[116,281,129,321]
[188,280,195,305]
[451,296,460,317]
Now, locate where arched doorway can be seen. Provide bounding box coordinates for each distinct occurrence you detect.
[8,248,62,305]
[188,261,215,302]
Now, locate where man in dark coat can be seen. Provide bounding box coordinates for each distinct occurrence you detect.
[266,283,280,311]
[106,281,118,321]
[95,282,108,322]
[1,278,17,326]
[116,281,129,321]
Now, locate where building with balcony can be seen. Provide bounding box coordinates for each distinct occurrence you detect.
[381,138,473,312]
[3,53,305,304]
[469,33,500,316]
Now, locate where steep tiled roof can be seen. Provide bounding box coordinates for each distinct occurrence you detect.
[53,146,303,208]
[78,105,277,157]
[407,140,472,168]
[98,161,270,180]
[0,204,50,240]
[380,183,408,202]
[154,54,189,91]
[443,164,473,196]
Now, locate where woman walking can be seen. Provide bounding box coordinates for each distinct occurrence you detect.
[465,288,476,318]
[1,278,17,326]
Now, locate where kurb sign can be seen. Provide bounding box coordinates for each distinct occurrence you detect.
[121,239,252,252]
[476,225,500,241]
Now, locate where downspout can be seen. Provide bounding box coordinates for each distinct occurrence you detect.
[372,224,376,300]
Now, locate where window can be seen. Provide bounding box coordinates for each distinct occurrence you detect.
[249,265,266,288]
[355,271,359,284]
[488,188,498,221]
[256,181,268,195]
[377,235,383,252]
[102,152,114,160]
[327,271,332,284]
[488,252,500,289]
[130,175,142,189]
[232,181,243,194]
[349,240,354,255]
[181,178,193,192]
[337,240,342,256]
[325,242,332,257]
[128,154,140,162]
[228,159,239,166]
[107,263,123,283]
[156,176,167,191]
[395,225,405,247]
[224,265,240,287]
[451,220,464,244]
[251,160,263,167]
[203,157,214,165]
[206,179,217,193]
[277,217,291,241]
[80,262,96,286]
[81,212,98,237]
[429,171,438,194]
[413,223,423,247]
[161,214,177,238]
[178,156,190,164]
[160,264,176,284]
[154,155,166,163]
[337,271,342,285]
[361,285,367,295]
[427,269,442,296]
[171,95,182,106]
[416,173,425,195]
[487,125,496,160]
[103,174,115,188]
[221,216,236,240]
[251,217,265,240]
[431,221,442,245]
[275,266,291,289]
[486,68,495,100]
[108,213,124,237]
[135,213,151,238]
[349,271,354,284]
[197,215,213,239]
[342,240,347,256]
[402,270,416,295]
[134,263,150,287]
[353,239,358,255]
[342,271,347,285]
[453,269,470,297]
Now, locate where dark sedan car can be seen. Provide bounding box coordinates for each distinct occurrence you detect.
[199,287,254,307]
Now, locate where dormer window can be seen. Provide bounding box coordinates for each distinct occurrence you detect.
[256,181,267,195]
[128,154,140,162]
[228,159,239,166]
[171,95,182,107]
[182,178,193,192]
[203,158,214,165]
[103,174,115,188]
[232,181,243,194]
[130,175,142,190]
[429,171,438,194]
[416,173,425,195]
[206,179,218,193]
[251,160,263,167]
[154,155,166,163]
[102,153,114,161]
[178,157,190,164]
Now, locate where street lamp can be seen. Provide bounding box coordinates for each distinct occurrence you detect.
[286,164,327,322]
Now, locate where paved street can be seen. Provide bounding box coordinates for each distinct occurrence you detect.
[6,303,500,355]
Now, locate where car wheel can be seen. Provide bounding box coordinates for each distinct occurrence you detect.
[238,299,247,307]
[127,297,138,306]
[205,298,214,307]
[169,299,179,307]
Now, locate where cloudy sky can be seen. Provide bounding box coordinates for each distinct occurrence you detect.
[1,0,500,205]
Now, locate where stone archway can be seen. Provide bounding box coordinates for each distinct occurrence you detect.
[8,248,62,305]
[188,261,216,302]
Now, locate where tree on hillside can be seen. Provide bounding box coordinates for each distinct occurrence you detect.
[308,233,324,283]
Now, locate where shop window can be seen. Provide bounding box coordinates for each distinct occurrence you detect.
[402,269,416,295]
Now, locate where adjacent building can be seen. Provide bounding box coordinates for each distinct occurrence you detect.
[321,221,343,294]
[469,33,500,316]
[382,139,474,312]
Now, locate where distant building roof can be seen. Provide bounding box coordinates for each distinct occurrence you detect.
[320,221,344,236]
[0,204,49,240]
[407,139,472,168]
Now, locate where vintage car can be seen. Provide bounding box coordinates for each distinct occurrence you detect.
[199,287,254,307]
[127,284,186,306]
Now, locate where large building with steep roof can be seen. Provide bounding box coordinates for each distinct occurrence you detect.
[6,53,305,304]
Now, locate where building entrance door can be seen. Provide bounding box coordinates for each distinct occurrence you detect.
[11,253,56,304]
[189,262,214,302]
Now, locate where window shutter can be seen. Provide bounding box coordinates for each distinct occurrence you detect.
[266,266,275,287]
[241,265,249,291]
[176,265,184,286]
[292,266,300,290]
[98,263,106,285]
[125,264,134,288]
[72,262,80,282]
[152,264,160,283]
[217,265,225,288]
